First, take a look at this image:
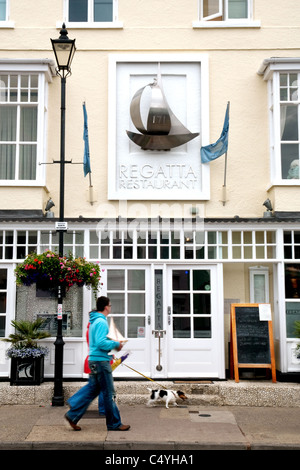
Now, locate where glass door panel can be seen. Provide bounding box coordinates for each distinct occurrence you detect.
[172,269,211,339]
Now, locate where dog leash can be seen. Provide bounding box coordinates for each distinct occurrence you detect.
[121,363,168,390]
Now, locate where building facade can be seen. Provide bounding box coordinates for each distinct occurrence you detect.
[0,0,300,380]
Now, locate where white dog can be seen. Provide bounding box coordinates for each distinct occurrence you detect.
[147,388,188,408]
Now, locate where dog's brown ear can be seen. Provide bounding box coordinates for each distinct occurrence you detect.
[177,391,188,400]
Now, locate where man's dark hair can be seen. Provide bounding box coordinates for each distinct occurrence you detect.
[96,296,110,312]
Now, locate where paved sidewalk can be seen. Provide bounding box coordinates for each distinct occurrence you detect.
[0,402,299,451]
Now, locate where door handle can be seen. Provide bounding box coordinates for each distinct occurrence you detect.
[152,330,166,371]
[168,306,171,325]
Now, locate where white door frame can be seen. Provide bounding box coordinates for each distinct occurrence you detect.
[151,263,225,379]
[101,263,225,379]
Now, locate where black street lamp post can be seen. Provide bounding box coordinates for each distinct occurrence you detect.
[50,24,76,406]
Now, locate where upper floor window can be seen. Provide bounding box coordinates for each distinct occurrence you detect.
[64,0,122,27]
[0,60,54,186]
[0,0,14,27]
[280,73,300,180]
[0,74,38,181]
[258,58,300,185]
[194,0,260,27]
[0,0,6,21]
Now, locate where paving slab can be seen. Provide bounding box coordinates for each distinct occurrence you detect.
[0,402,300,451]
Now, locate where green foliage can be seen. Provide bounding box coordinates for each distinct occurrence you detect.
[2,318,51,348]
[295,321,300,339]
[14,250,101,293]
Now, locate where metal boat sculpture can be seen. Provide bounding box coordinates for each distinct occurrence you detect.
[126,68,199,151]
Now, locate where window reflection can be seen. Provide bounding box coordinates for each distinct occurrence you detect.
[285,264,300,298]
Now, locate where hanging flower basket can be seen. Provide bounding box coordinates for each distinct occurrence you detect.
[14,250,101,294]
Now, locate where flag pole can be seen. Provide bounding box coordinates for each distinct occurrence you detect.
[222,101,230,206]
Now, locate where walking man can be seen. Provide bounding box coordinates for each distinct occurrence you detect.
[65,296,130,431]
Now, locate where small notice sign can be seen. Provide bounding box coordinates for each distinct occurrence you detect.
[259,303,272,321]
[55,221,68,231]
[137,327,145,338]
[57,304,63,320]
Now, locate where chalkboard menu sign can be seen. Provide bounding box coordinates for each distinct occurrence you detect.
[230,304,276,383]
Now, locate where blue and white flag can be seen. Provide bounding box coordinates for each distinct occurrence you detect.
[201,103,229,163]
[83,102,91,177]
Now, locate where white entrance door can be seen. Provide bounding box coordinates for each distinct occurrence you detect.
[165,265,225,378]
[103,264,225,379]
[0,265,16,377]
[101,266,152,378]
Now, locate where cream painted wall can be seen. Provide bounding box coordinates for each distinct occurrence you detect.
[1,1,300,218]
[223,262,274,368]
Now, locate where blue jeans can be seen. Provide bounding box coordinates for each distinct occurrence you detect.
[66,361,122,430]
[67,383,106,415]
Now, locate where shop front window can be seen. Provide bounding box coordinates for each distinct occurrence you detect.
[285,264,300,338]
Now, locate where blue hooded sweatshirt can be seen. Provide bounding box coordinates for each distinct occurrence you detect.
[88,310,120,362]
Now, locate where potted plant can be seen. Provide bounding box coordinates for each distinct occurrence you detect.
[2,318,51,385]
[14,250,101,297]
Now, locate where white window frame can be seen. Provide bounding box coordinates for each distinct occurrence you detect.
[58,0,123,29]
[0,59,55,187]
[249,266,269,303]
[0,0,14,28]
[258,58,300,187]
[194,0,260,28]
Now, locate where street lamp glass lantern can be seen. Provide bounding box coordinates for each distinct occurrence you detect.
[51,23,76,73]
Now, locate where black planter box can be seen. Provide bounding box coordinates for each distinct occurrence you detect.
[10,356,44,386]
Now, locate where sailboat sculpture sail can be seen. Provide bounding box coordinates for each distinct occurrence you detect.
[126,67,199,151]
[108,317,128,342]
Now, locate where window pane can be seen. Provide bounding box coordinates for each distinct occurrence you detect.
[113,316,125,337]
[285,264,300,298]
[0,106,17,140]
[173,270,190,290]
[19,145,36,180]
[281,144,299,179]
[128,317,145,338]
[128,293,145,314]
[0,316,5,337]
[194,317,211,338]
[0,0,6,21]
[107,270,125,290]
[0,269,7,289]
[109,293,124,314]
[253,274,266,303]
[173,293,190,314]
[20,107,37,141]
[193,293,211,314]
[69,0,88,21]
[94,0,113,21]
[281,105,298,141]
[228,0,248,18]
[193,270,210,290]
[173,317,190,338]
[203,0,219,17]
[0,144,15,179]
[128,270,145,290]
[286,302,300,338]
[0,293,6,313]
